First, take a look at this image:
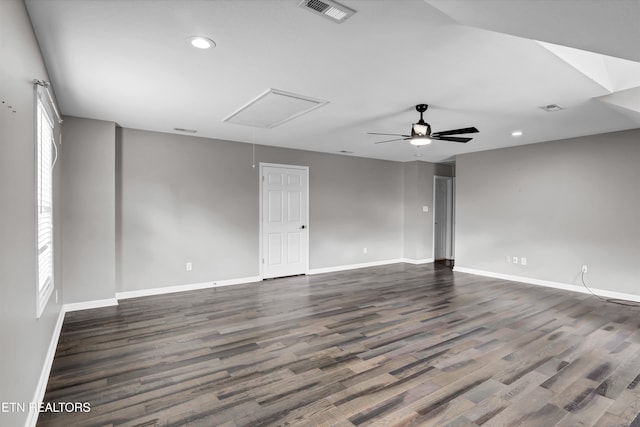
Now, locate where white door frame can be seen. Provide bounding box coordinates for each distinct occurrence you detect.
[259,162,310,279]
[432,175,455,260]
[451,177,456,259]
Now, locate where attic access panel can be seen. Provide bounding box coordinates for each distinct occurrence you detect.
[223,89,329,128]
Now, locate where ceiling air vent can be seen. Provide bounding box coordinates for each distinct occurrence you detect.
[298,0,356,23]
[174,127,197,133]
[223,88,328,128]
[539,104,564,112]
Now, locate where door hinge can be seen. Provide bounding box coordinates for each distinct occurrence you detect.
[262,258,264,264]
[262,175,265,182]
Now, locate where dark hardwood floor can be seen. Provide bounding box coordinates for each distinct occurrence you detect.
[39,263,640,426]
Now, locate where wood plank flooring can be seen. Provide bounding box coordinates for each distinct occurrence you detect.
[38,263,640,426]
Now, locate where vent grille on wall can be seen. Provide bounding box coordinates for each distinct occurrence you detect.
[223,89,329,128]
[298,0,356,23]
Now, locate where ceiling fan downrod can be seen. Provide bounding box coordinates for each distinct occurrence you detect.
[413,104,430,136]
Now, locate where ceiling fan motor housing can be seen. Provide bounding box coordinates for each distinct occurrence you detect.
[412,123,431,136]
[413,104,431,135]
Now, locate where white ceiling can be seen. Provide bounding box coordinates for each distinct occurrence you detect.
[25,0,640,163]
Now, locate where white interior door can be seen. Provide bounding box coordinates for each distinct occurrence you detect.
[261,164,308,279]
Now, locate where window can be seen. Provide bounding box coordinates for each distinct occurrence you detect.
[35,88,57,317]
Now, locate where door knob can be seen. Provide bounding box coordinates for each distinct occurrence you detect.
[301,225,306,229]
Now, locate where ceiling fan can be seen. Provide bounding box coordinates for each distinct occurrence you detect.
[368,104,478,146]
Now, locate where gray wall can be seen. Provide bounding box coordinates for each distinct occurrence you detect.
[403,161,444,261]
[118,128,411,291]
[258,144,405,269]
[60,122,445,297]
[118,129,260,290]
[403,162,453,261]
[0,1,64,425]
[456,128,640,295]
[61,117,116,303]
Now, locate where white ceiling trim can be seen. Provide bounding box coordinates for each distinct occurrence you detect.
[538,41,640,94]
[596,87,640,125]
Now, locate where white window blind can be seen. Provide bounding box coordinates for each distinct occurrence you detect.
[36,89,56,317]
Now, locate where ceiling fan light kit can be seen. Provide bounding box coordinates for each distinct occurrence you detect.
[368,104,479,146]
[410,136,432,146]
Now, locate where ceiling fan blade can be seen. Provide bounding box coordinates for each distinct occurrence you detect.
[433,136,472,143]
[432,127,479,137]
[374,138,411,144]
[367,132,411,137]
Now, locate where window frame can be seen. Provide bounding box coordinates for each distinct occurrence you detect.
[35,86,57,318]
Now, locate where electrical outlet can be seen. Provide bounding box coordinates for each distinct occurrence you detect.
[512,256,518,264]
[363,247,367,254]
[422,205,429,213]
[505,255,511,263]
[186,262,193,271]
[582,265,588,274]
[521,257,527,265]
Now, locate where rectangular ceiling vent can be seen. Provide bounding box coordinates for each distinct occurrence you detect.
[539,104,564,112]
[223,89,328,129]
[298,0,356,23]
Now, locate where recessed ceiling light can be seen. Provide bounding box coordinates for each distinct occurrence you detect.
[511,130,523,137]
[189,36,215,49]
[413,153,424,157]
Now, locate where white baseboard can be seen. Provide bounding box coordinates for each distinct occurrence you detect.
[308,258,433,275]
[63,298,119,313]
[25,307,65,427]
[115,275,262,300]
[401,258,434,265]
[453,266,640,303]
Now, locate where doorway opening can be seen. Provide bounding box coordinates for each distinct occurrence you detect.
[433,175,455,268]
